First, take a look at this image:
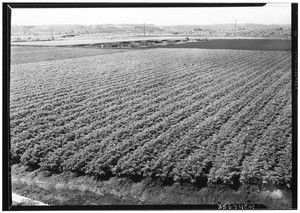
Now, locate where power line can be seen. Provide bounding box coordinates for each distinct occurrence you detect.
[134,23,152,36]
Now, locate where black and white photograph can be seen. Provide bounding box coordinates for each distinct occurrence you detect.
[2,1,298,210]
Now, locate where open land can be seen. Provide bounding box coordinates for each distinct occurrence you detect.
[158,39,291,51]
[11,23,290,46]
[10,38,292,208]
[11,35,188,46]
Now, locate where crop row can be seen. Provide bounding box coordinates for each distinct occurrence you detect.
[10,48,292,188]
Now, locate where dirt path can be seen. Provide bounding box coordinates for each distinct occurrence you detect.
[12,180,144,206]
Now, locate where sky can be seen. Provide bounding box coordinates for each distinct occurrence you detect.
[11,3,291,26]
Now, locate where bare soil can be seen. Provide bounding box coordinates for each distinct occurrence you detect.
[13,181,143,205]
[159,39,291,51]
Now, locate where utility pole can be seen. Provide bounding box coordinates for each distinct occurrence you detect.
[234,19,237,36]
[135,24,151,36]
[51,27,54,40]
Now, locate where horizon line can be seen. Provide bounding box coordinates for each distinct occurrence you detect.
[13,23,291,27]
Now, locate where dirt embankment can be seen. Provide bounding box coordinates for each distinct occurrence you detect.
[11,165,292,208]
[62,38,292,51]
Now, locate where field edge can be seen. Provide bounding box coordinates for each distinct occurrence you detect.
[11,164,292,208]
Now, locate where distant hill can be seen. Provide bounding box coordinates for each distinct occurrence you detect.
[163,23,290,31]
[11,23,291,38]
[11,24,164,35]
[160,24,290,38]
[21,24,87,34]
[11,25,27,34]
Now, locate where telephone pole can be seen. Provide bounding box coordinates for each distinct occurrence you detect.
[51,27,54,40]
[135,24,151,36]
[234,19,237,36]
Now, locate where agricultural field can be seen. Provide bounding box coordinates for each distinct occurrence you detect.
[11,46,131,65]
[160,39,291,51]
[10,46,292,207]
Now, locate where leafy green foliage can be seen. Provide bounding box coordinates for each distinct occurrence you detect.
[10,49,292,188]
